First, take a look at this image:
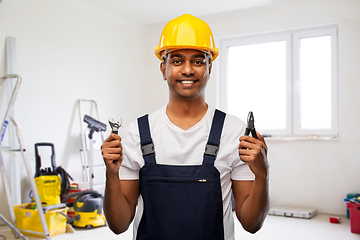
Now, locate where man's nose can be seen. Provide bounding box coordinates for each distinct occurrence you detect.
[181,60,195,76]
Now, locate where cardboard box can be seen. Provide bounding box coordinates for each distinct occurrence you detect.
[347,202,360,234]
[13,203,67,237]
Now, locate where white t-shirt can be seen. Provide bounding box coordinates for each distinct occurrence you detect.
[119,105,255,240]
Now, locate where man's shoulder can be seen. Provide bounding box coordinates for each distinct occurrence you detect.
[212,108,245,127]
[121,106,165,142]
[128,106,165,124]
[225,112,245,125]
[218,110,246,136]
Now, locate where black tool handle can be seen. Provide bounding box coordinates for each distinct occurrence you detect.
[244,128,258,139]
[112,130,119,163]
[251,129,258,139]
[242,127,258,150]
[34,142,56,177]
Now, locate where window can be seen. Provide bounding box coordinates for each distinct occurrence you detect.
[218,26,338,137]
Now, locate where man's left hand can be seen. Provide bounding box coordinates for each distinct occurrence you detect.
[238,132,269,179]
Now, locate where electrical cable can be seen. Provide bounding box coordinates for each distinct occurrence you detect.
[56,166,73,197]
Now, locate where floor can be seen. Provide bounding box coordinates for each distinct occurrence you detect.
[0,213,358,240]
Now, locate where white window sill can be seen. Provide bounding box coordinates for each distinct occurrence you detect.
[263,135,339,142]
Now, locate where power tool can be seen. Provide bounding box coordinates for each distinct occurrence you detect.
[33,142,73,206]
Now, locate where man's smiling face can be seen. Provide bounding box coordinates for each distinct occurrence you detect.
[161,49,212,102]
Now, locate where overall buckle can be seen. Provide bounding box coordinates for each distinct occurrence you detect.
[204,144,219,157]
[141,143,155,156]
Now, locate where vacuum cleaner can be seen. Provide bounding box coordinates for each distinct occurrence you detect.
[61,190,106,229]
[59,115,107,229]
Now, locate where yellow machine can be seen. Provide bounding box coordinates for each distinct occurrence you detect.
[34,175,61,206]
[61,190,106,229]
[34,142,72,206]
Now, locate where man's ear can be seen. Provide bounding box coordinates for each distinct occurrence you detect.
[208,62,212,75]
[160,62,166,80]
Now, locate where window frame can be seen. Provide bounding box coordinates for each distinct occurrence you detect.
[218,25,339,137]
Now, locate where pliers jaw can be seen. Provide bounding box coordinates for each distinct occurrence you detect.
[245,111,258,139]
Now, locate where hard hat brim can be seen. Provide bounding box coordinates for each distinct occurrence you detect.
[155,46,219,62]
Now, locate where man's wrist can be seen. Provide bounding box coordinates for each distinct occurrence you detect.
[254,172,269,182]
[106,170,120,180]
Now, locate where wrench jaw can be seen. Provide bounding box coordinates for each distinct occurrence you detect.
[108,116,123,135]
[108,116,123,164]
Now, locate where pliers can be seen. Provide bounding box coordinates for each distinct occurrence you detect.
[244,111,258,139]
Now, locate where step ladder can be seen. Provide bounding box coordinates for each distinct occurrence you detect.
[0,74,51,239]
[78,99,106,194]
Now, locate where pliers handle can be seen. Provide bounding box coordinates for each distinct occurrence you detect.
[244,111,258,139]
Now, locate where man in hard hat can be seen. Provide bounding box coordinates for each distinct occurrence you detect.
[101,14,269,240]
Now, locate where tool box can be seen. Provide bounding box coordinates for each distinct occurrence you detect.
[347,202,360,233]
[268,206,317,219]
[13,203,67,237]
[347,193,360,218]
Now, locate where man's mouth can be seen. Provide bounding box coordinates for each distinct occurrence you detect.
[178,80,198,85]
[181,80,195,84]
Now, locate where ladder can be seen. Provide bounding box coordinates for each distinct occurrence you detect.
[78,99,106,193]
[0,74,51,239]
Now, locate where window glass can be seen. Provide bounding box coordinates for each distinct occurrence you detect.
[227,41,287,130]
[219,26,338,137]
[299,35,332,129]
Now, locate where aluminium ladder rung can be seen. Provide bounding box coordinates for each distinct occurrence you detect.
[0,146,25,151]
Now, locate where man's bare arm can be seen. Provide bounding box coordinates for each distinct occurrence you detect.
[232,179,269,233]
[103,177,139,234]
[101,133,140,234]
[233,132,269,233]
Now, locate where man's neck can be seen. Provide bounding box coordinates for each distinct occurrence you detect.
[166,100,208,130]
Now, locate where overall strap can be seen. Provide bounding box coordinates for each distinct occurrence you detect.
[137,114,156,165]
[203,109,226,166]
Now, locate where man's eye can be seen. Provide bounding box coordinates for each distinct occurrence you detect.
[171,60,182,64]
[194,60,205,65]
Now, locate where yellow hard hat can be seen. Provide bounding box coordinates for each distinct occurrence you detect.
[155,14,219,62]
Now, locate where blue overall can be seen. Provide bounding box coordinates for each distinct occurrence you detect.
[136,109,226,240]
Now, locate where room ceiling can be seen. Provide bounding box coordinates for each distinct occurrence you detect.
[75,0,302,26]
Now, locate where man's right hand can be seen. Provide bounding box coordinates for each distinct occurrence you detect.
[101,133,123,174]
[101,133,139,234]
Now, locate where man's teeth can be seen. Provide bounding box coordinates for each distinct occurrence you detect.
[181,81,194,84]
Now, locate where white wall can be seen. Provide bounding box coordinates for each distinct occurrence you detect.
[1,0,359,222]
[0,0,152,220]
[148,0,360,215]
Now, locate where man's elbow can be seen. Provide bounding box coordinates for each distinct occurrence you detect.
[105,213,131,235]
[239,210,268,234]
[243,223,263,234]
[109,224,130,235]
